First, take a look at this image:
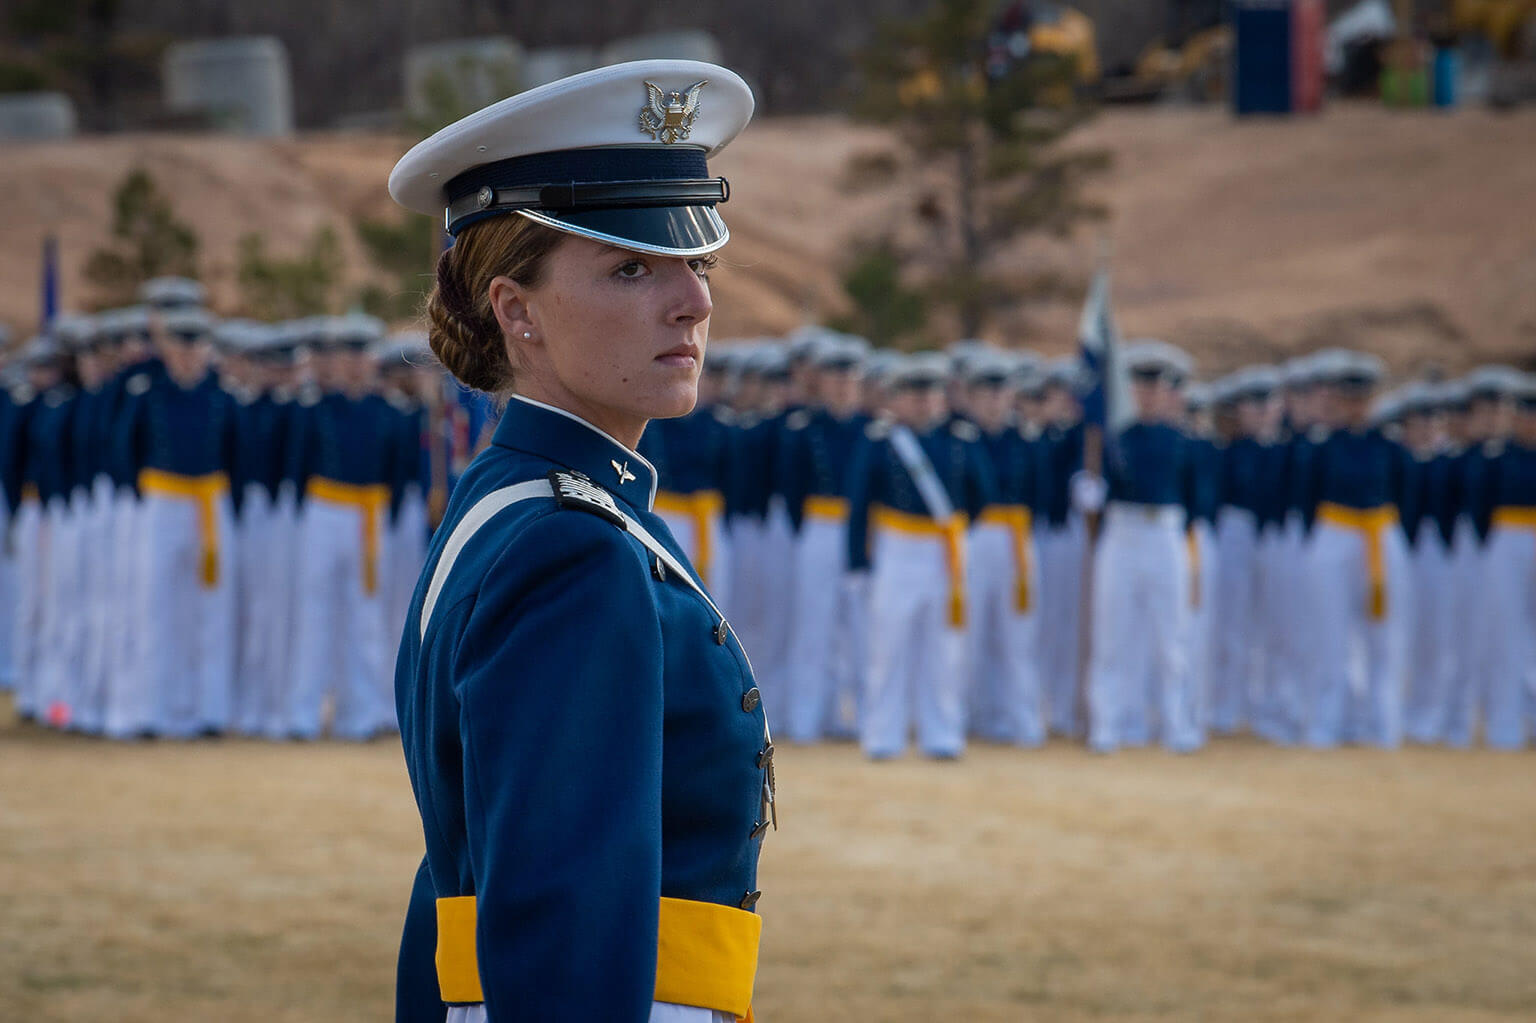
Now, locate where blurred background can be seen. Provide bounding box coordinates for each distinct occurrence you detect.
[1,0,1533,371]
[3,3,1536,1022]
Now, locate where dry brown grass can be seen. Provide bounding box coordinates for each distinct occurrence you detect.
[2,693,1534,1022]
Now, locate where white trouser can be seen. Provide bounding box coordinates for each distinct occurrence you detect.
[1404,525,1455,743]
[1480,523,1534,750]
[1037,518,1086,736]
[288,497,390,740]
[966,517,1043,746]
[1185,520,1218,740]
[1303,517,1410,748]
[1086,504,1196,752]
[1443,520,1490,747]
[264,491,301,738]
[10,499,46,718]
[131,492,237,738]
[1251,527,1299,743]
[73,483,116,734]
[387,488,430,661]
[447,1002,728,1023]
[1210,507,1259,734]
[726,515,765,662]
[756,497,797,704]
[35,498,83,727]
[0,499,16,688]
[103,493,149,738]
[862,526,966,758]
[1260,515,1310,742]
[655,495,731,620]
[233,485,275,736]
[782,512,862,743]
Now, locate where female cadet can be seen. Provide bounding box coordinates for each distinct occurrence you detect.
[388,61,771,1022]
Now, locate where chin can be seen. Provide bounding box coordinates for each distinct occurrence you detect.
[646,381,699,421]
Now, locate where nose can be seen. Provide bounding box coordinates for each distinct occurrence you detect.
[664,257,713,326]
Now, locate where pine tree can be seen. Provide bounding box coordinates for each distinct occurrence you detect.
[83,168,200,307]
[851,0,1110,338]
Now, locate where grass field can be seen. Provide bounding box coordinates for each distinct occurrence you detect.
[3,695,1534,1022]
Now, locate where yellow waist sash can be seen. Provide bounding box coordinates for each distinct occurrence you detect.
[1185,526,1201,609]
[653,490,725,588]
[872,504,968,627]
[436,895,761,1021]
[307,477,390,595]
[138,469,229,587]
[1492,506,1536,531]
[1316,502,1398,620]
[802,494,849,522]
[978,505,1033,613]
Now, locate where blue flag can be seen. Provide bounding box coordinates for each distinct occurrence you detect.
[1077,263,1131,436]
[40,235,59,330]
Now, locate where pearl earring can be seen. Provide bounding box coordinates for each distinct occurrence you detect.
[522,331,532,339]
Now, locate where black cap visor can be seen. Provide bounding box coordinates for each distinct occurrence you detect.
[517,205,728,258]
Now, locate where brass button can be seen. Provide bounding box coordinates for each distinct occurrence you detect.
[741,688,761,712]
[739,889,762,910]
[757,745,774,769]
[714,619,730,645]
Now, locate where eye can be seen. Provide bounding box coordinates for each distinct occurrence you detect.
[689,255,718,280]
[615,259,650,279]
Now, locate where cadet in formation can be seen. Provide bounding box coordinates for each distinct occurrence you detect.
[0,280,431,741]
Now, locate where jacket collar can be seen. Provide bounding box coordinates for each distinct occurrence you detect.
[492,394,657,512]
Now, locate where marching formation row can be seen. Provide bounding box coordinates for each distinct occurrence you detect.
[643,332,1536,756]
[1,279,436,739]
[4,279,1534,755]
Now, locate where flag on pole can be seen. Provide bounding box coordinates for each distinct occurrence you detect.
[40,235,59,330]
[1077,262,1132,437]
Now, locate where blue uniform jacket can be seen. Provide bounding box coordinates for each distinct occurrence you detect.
[394,396,768,1021]
[1041,422,1084,528]
[1311,427,1401,511]
[24,386,78,504]
[289,391,401,502]
[775,407,867,530]
[648,404,734,497]
[1105,422,1196,510]
[1185,435,1222,528]
[118,370,237,480]
[977,424,1045,514]
[1487,441,1536,509]
[845,418,998,572]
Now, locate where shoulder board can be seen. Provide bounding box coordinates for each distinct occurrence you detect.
[271,386,294,405]
[950,420,980,442]
[10,384,35,403]
[1020,423,1042,441]
[1483,439,1507,457]
[1307,425,1331,443]
[125,374,152,397]
[385,392,415,412]
[785,409,813,431]
[710,406,737,427]
[865,419,892,441]
[548,470,626,528]
[298,387,321,408]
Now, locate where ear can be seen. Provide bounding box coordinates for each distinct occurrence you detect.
[488,276,537,346]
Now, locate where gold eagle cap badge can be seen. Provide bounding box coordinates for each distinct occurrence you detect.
[639,80,708,144]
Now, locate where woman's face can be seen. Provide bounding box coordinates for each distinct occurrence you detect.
[501,233,714,444]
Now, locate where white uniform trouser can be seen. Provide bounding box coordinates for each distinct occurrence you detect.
[35,498,83,727]
[1261,515,1310,742]
[862,526,966,758]
[10,498,46,719]
[447,1002,728,1023]
[1210,507,1259,734]
[0,498,16,688]
[655,494,731,622]
[1185,520,1218,741]
[132,492,237,738]
[73,482,116,734]
[1404,524,1455,743]
[1444,519,1490,748]
[264,489,301,738]
[756,497,797,709]
[726,515,765,666]
[288,497,390,740]
[966,516,1044,746]
[103,492,149,738]
[782,511,862,743]
[1480,521,1534,750]
[387,487,430,662]
[1251,526,1299,743]
[1086,504,1197,752]
[233,485,276,736]
[1303,517,1410,748]
[1038,517,1086,736]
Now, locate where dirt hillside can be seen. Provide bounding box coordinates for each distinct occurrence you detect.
[1,103,1532,375]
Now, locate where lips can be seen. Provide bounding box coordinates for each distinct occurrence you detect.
[656,343,700,367]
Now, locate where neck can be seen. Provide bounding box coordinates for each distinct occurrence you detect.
[516,377,647,450]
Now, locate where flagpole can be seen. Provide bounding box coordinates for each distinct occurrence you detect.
[1074,235,1114,742]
